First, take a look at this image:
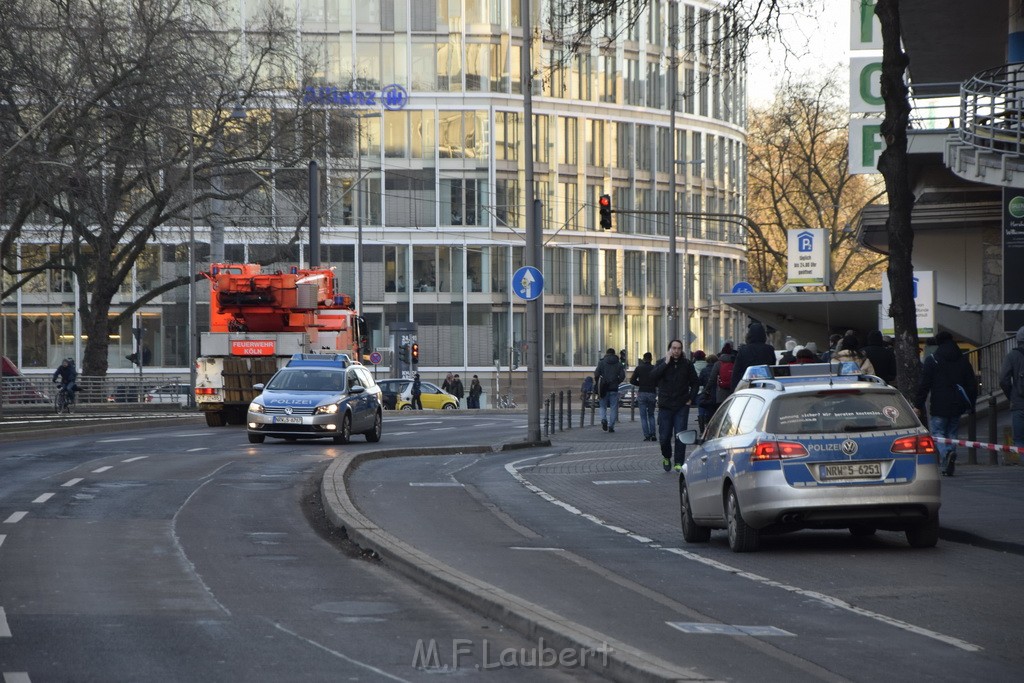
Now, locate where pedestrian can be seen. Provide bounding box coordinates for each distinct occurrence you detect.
[650,339,700,472]
[451,374,465,407]
[581,375,594,405]
[862,330,897,383]
[778,337,798,364]
[411,372,423,410]
[820,334,843,363]
[594,347,626,433]
[441,372,455,394]
[915,331,977,476]
[699,344,735,419]
[998,325,1024,451]
[696,353,718,433]
[833,334,875,375]
[792,347,818,364]
[630,351,658,441]
[691,350,708,377]
[804,341,820,361]
[52,357,78,403]
[468,375,483,409]
[731,323,776,390]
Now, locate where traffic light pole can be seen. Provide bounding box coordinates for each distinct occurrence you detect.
[521,0,542,444]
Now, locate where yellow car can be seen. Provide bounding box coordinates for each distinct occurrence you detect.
[377,379,459,410]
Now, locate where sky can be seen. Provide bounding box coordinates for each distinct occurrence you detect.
[745,2,851,107]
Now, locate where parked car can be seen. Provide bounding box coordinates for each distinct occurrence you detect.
[143,384,192,407]
[377,378,458,410]
[585,383,636,408]
[246,355,382,444]
[678,362,941,552]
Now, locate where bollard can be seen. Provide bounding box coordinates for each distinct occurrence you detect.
[581,394,587,428]
[549,392,556,434]
[988,395,999,465]
[543,397,550,436]
[567,390,572,429]
[558,390,564,431]
[967,409,977,464]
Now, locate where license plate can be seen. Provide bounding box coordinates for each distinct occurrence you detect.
[274,416,303,424]
[819,462,882,480]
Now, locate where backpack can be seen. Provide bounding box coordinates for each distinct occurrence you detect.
[717,361,734,389]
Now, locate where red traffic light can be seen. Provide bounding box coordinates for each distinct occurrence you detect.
[598,194,612,229]
[599,195,611,208]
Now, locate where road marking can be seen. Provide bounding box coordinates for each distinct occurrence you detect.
[4,672,31,683]
[3,513,27,524]
[0,535,5,548]
[667,622,795,637]
[31,493,54,504]
[61,478,83,487]
[270,621,410,682]
[387,431,415,436]
[0,607,11,637]
[407,421,442,425]
[186,448,208,452]
[171,432,209,437]
[122,456,148,463]
[409,482,464,487]
[593,479,651,485]
[430,427,458,431]
[97,437,143,443]
[505,455,983,653]
[92,466,113,473]
[509,546,564,551]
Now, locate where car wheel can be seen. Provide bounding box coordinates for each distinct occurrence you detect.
[442,402,456,410]
[400,404,412,411]
[726,486,760,552]
[247,433,265,444]
[333,413,352,444]
[205,412,226,427]
[680,479,711,543]
[364,411,382,443]
[905,515,939,548]
[849,524,877,537]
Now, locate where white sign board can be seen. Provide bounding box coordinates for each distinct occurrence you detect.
[880,271,936,336]
[850,56,884,113]
[787,229,830,286]
[849,119,884,174]
[850,0,882,50]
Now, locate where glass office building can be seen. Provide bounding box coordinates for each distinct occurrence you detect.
[2,0,747,375]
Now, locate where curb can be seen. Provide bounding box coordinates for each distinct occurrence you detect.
[0,414,206,441]
[321,448,710,683]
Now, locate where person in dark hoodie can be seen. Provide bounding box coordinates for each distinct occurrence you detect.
[862,330,897,384]
[731,322,776,390]
[998,325,1024,450]
[594,348,626,433]
[630,352,658,441]
[650,339,700,472]
[699,343,736,418]
[915,331,977,476]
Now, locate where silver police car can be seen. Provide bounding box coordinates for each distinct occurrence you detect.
[246,354,383,444]
[678,363,941,552]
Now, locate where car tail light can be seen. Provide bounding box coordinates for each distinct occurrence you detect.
[752,440,808,460]
[144,395,152,403]
[194,387,217,395]
[891,435,936,454]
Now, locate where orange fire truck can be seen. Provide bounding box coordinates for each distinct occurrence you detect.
[194,263,367,426]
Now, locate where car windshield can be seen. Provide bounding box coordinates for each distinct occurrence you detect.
[768,390,918,435]
[266,369,347,393]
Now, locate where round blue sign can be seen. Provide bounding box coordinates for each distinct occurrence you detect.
[369,352,382,365]
[731,281,755,294]
[512,266,544,301]
[381,84,408,110]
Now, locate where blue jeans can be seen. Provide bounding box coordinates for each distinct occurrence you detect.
[930,414,961,468]
[599,389,620,428]
[1012,409,1024,448]
[637,391,657,438]
[658,405,691,464]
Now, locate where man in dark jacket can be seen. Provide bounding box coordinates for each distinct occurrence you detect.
[650,339,700,472]
[630,352,658,441]
[915,331,977,476]
[731,322,777,390]
[862,330,897,384]
[594,348,626,433]
[998,325,1024,450]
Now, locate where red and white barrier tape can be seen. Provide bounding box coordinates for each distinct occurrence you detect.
[932,437,1024,455]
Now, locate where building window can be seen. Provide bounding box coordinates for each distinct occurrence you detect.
[559,116,577,165]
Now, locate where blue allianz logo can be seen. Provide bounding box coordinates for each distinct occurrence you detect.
[303,83,408,110]
[797,231,814,252]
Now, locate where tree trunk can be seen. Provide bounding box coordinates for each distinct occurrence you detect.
[875,0,920,399]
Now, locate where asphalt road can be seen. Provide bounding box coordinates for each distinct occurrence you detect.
[0,412,594,682]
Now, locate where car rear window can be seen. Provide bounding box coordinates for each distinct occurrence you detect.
[768,390,918,434]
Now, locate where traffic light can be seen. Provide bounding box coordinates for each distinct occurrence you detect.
[598,194,612,229]
[399,344,410,364]
[411,343,419,365]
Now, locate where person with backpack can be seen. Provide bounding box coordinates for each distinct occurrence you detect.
[696,353,718,433]
[630,352,658,441]
[699,344,736,417]
[834,334,875,375]
[915,331,977,476]
[998,325,1024,450]
[731,323,776,389]
[650,339,700,472]
[594,348,626,433]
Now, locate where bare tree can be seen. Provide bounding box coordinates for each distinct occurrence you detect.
[0,0,337,376]
[746,74,886,292]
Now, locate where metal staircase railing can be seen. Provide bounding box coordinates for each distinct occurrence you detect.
[960,63,1024,157]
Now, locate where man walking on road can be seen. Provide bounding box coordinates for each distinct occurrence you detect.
[630,352,658,441]
[594,348,626,433]
[915,331,977,476]
[999,325,1024,450]
[650,340,700,472]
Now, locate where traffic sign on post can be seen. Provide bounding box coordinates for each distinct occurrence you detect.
[512,266,544,301]
[731,281,755,294]
[369,351,382,365]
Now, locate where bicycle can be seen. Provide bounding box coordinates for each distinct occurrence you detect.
[496,393,517,409]
[54,383,74,414]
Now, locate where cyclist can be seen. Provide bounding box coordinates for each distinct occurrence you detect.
[53,357,78,405]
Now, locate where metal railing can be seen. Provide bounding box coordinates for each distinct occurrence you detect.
[1,374,187,407]
[965,335,1016,401]
[960,63,1024,157]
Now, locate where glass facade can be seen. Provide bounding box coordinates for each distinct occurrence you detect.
[3,1,747,376]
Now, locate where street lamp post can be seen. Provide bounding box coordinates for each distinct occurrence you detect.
[352,111,380,314]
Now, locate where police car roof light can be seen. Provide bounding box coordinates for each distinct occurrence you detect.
[286,353,351,368]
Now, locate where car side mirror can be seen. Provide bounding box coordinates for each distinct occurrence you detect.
[676,429,700,445]
[253,383,265,391]
[349,385,365,394]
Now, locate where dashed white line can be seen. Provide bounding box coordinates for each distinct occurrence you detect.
[92,466,113,473]
[0,607,11,637]
[509,546,564,551]
[409,482,464,487]
[430,427,458,431]
[96,437,144,443]
[387,431,415,436]
[122,456,148,463]
[0,534,6,548]
[4,672,32,683]
[31,493,54,504]
[61,478,83,487]
[3,512,27,524]
[593,479,651,485]
[505,454,983,653]
[186,448,208,452]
